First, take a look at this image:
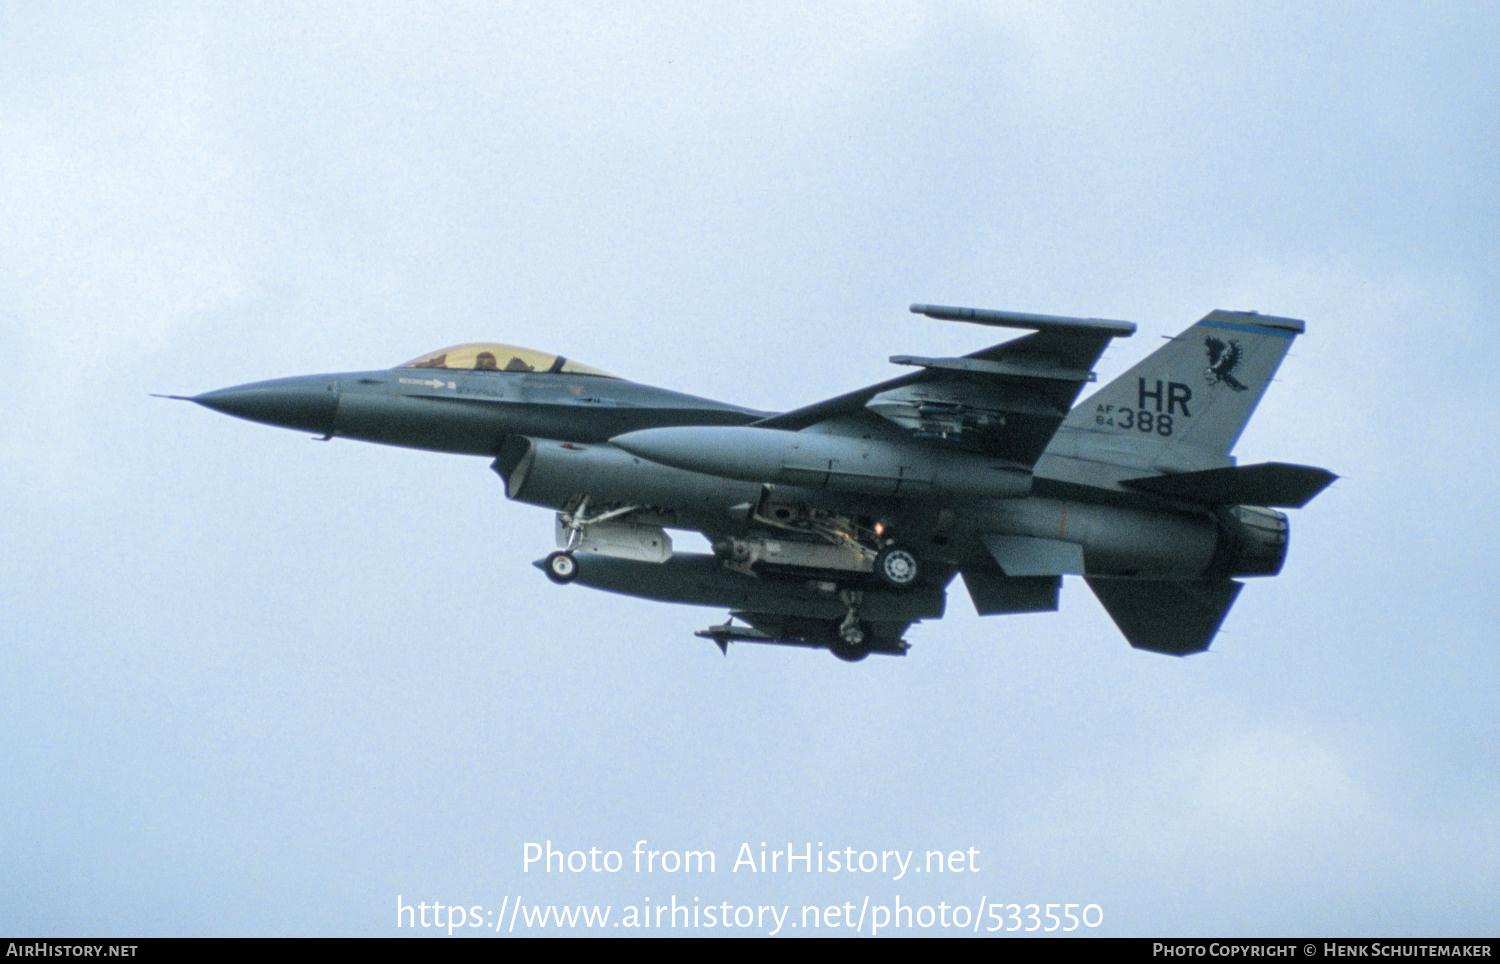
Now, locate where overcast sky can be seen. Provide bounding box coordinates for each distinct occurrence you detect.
[2,2,1496,937]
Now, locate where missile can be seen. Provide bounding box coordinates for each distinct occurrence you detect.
[610,425,1030,498]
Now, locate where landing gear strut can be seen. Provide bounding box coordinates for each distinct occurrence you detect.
[829,590,871,662]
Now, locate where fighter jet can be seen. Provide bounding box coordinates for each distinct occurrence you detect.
[171,305,1335,661]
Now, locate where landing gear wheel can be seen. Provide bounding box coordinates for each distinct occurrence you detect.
[829,632,870,663]
[544,550,578,584]
[873,546,920,589]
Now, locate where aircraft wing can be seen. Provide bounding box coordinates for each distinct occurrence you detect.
[752,305,1136,469]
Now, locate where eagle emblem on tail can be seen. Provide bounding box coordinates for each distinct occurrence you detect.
[1204,336,1248,391]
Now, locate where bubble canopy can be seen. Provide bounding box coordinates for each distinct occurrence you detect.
[397,343,616,378]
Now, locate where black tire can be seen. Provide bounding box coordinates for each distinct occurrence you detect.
[544,550,578,584]
[873,546,920,589]
[829,637,870,662]
[828,620,870,662]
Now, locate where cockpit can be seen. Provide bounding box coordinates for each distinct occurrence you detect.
[397,343,616,378]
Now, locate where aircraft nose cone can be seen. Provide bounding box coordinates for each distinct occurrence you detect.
[193,375,340,435]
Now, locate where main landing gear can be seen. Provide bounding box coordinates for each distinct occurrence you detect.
[746,491,922,592]
[828,630,870,662]
[872,545,920,590]
[829,590,871,662]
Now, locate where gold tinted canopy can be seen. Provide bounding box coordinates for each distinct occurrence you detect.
[398,343,615,378]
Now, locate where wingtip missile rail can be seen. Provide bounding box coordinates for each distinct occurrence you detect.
[909,303,1137,337]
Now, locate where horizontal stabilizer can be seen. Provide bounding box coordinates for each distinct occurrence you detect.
[982,535,1085,577]
[1086,578,1242,655]
[1120,462,1337,508]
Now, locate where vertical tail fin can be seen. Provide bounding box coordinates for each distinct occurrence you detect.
[1061,310,1303,460]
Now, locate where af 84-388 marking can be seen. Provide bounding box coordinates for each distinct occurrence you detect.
[1095,378,1194,436]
